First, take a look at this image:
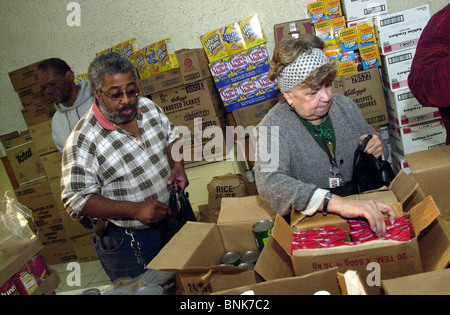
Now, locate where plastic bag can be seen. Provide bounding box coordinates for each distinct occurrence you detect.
[160,187,197,247]
[0,191,37,263]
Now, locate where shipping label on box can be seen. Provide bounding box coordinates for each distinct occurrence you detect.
[388,119,447,155]
[385,88,441,127]
[210,45,271,89]
[341,68,389,127]
[342,0,388,22]
[273,19,313,44]
[376,5,430,55]
[381,47,415,91]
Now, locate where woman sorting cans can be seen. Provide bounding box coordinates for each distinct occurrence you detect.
[254,36,395,236]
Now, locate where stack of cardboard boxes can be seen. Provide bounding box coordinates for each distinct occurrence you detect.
[3,64,96,266]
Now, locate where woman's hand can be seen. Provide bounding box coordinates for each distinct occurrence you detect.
[325,195,396,236]
[360,134,384,158]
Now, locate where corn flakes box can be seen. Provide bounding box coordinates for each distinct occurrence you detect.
[308,1,327,23]
[359,45,381,70]
[339,26,359,52]
[324,0,343,19]
[239,14,266,49]
[356,22,377,48]
[200,29,228,63]
[134,44,159,78]
[154,38,179,73]
[220,22,247,56]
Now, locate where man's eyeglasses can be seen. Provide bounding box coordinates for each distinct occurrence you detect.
[101,89,139,102]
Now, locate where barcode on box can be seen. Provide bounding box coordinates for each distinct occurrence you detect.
[388,53,412,64]
[364,5,386,15]
[380,15,404,27]
[398,91,414,102]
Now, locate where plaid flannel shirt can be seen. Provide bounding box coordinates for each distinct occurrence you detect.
[61,97,179,229]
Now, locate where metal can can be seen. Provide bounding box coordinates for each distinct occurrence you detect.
[0,278,20,295]
[28,252,51,285]
[237,263,254,270]
[13,264,39,295]
[252,220,273,251]
[241,250,259,264]
[220,251,241,266]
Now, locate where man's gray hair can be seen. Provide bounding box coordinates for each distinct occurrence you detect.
[88,52,138,92]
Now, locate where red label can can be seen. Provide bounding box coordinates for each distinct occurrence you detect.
[0,278,20,295]
[13,265,39,295]
[28,252,51,285]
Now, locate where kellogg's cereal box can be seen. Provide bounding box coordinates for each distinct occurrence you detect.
[96,38,138,60]
[220,22,247,56]
[134,43,159,79]
[308,1,327,23]
[154,38,179,73]
[359,45,382,70]
[356,22,377,48]
[239,14,266,49]
[323,0,343,19]
[200,29,228,63]
[339,26,359,52]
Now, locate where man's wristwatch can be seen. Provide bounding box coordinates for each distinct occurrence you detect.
[323,192,333,216]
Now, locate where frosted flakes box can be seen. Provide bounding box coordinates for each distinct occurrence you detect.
[220,22,247,56]
[239,14,266,49]
[200,29,228,63]
[134,43,159,79]
[154,38,179,73]
[308,1,327,23]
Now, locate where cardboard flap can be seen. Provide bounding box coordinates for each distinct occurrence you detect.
[382,269,450,295]
[409,196,441,235]
[218,195,275,224]
[389,171,418,204]
[147,221,222,271]
[272,214,294,255]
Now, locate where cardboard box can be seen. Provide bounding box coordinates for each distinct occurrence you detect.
[273,19,313,43]
[382,269,450,295]
[70,233,98,263]
[376,5,430,55]
[21,101,55,126]
[385,88,441,127]
[40,151,62,182]
[177,49,211,84]
[232,97,278,128]
[207,174,249,212]
[15,181,62,228]
[2,133,47,187]
[388,119,446,155]
[151,78,225,126]
[406,146,450,216]
[8,60,43,91]
[341,68,389,127]
[28,120,57,156]
[17,83,52,107]
[213,268,367,295]
[147,221,258,294]
[308,1,327,23]
[381,48,416,91]
[417,218,450,272]
[37,223,77,265]
[209,45,271,89]
[342,0,388,22]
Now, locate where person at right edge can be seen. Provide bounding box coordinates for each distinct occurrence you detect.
[408,3,450,145]
[254,36,395,236]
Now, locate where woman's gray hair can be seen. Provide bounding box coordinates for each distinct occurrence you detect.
[88,52,138,92]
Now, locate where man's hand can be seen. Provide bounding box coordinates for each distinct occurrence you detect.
[168,163,189,190]
[134,200,172,225]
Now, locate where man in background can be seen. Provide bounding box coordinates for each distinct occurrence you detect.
[38,58,94,152]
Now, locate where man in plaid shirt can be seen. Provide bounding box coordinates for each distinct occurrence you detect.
[61,52,188,281]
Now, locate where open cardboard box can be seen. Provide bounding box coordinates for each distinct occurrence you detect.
[212,267,367,295]
[381,268,450,295]
[218,171,445,295]
[147,220,261,295]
